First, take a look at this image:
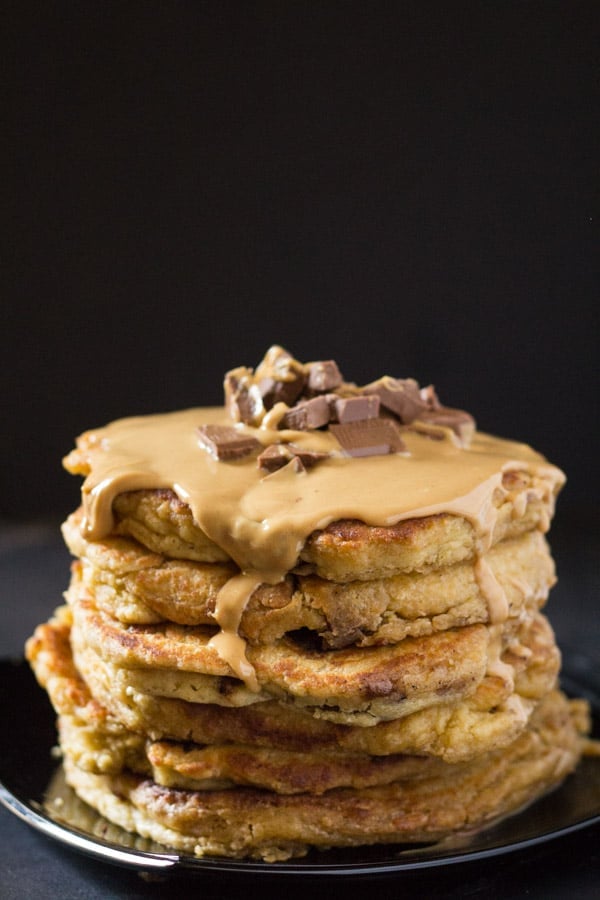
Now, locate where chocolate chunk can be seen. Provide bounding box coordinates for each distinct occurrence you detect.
[363,377,427,424]
[416,407,476,447]
[254,346,306,410]
[290,446,330,469]
[330,418,407,457]
[281,396,331,430]
[258,375,305,410]
[258,443,329,472]
[306,359,343,393]
[278,456,306,474]
[259,447,306,475]
[257,443,294,472]
[255,345,304,381]
[224,369,264,425]
[197,425,262,461]
[333,394,380,424]
[237,384,264,425]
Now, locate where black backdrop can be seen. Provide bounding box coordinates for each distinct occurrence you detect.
[4,1,598,522]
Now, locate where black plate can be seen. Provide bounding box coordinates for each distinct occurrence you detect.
[1,659,599,877]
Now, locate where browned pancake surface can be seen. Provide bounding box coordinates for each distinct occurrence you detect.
[105,471,556,580]
[63,512,555,648]
[27,608,560,764]
[60,689,587,861]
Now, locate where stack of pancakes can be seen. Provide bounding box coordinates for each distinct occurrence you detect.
[26,348,590,861]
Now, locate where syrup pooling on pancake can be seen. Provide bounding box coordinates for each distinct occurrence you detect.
[64,347,565,687]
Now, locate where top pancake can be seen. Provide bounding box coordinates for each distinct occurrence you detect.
[63,376,565,587]
[97,468,555,582]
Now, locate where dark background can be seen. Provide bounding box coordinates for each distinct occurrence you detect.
[4,1,598,524]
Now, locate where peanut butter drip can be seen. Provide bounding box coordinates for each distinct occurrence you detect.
[474,557,509,624]
[70,406,564,687]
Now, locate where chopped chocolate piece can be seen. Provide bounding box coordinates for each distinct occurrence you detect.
[362,376,427,424]
[224,368,264,425]
[258,443,330,472]
[333,394,380,424]
[197,425,262,461]
[282,456,306,474]
[255,345,304,381]
[254,346,306,410]
[323,392,341,418]
[416,407,476,447]
[306,359,343,393]
[281,396,331,431]
[262,454,306,475]
[289,446,330,468]
[238,384,264,424]
[258,375,305,410]
[257,443,294,472]
[330,418,407,457]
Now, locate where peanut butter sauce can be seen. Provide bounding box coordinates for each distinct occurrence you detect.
[70,405,565,688]
[474,556,509,624]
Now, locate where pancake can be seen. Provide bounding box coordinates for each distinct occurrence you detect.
[27,606,560,763]
[63,512,555,648]
[57,709,457,794]
[68,590,496,724]
[60,689,587,861]
[89,474,559,581]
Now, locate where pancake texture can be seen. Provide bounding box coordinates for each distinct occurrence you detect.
[67,589,498,724]
[93,476,557,580]
[63,512,555,648]
[25,347,591,861]
[27,606,561,765]
[60,690,585,861]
